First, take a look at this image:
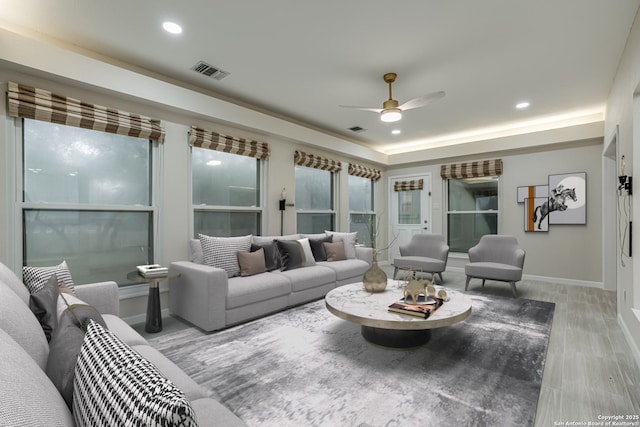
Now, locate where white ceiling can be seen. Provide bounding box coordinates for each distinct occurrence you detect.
[0,0,638,154]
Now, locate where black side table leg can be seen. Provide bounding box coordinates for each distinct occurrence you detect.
[145,283,162,333]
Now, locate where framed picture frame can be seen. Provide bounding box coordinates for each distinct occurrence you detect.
[547,172,586,225]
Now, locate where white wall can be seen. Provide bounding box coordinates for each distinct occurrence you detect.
[387,139,604,284]
[605,8,640,370]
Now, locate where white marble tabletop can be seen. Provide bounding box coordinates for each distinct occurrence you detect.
[325,280,472,331]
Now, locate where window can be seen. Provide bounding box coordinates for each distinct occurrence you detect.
[295,166,335,233]
[349,175,375,247]
[192,147,261,237]
[446,176,499,252]
[21,119,155,286]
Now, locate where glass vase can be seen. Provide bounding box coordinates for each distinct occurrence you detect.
[363,252,388,293]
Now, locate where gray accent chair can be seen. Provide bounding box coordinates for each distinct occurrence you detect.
[464,235,526,297]
[393,233,449,283]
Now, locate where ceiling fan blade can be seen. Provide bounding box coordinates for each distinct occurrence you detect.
[399,91,446,111]
[338,105,383,113]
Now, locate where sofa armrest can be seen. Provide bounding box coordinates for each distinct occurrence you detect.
[169,261,229,332]
[73,281,120,316]
[355,246,373,266]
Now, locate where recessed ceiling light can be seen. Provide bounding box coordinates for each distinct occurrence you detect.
[162,21,183,34]
[391,129,401,135]
[516,101,530,109]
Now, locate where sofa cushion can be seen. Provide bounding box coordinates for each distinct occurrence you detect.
[103,314,149,347]
[226,272,291,309]
[0,261,30,304]
[274,265,336,293]
[46,297,107,409]
[325,231,358,259]
[0,280,49,370]
[73,320,197,427]
[29,273,60,341]
[238,248,267,277]
[190,398,247,427]
[199,234,252,278]
[189,238,204,264]
[0,328,74,426]
[250,242,278,271]
[308,235,332,261]
[318,259,370,281]
[394,255,446,273]
[23,260,76,293]
[324,241,347,262]
[276,239,305,271]
[252,234,300,245]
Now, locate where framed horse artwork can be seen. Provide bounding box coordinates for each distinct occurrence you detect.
[546,172,587,225]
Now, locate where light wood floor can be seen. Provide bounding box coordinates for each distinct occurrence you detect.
[397,268,640,426]
[138,268,640,426]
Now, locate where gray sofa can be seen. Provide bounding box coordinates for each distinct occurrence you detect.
[0,262,246,426]
[169,233,373,332]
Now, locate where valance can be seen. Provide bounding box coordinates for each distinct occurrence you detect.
[189,126,270,160]
[440,159,503,179]
[7,82,165,142]
[294,150,342,173]
[348,163,381,181]
[394,179,423,192]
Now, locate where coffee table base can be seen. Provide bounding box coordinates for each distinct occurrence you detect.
[361,326,431,348]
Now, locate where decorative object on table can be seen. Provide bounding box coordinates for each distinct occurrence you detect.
[388,295,444,319]
[136,264,168,278]
[426,283,436,298]
[361,214,398,293]
[362,251,388,293]
[437,289,449,301]
[395,266,421,289]
[403,277,426,303]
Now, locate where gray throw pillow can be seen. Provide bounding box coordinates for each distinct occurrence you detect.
[238,248,267,277]
[276,240,304,271]
[323,241,347,262]
[46,295,107,409]
[251,242,278,271]
[309,235,333,261]
[28,273,59,342]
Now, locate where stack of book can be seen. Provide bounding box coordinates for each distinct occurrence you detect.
[137,264,169,278]
[388,295,444,319]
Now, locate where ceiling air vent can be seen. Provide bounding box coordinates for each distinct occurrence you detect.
[349,126,366,132]
[191,61,230,80]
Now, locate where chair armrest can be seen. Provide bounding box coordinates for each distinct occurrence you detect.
[355,246,373,266]
[73,281,120,316]
[467,244,481,263]
[513,248,526,269]
[168,261,229,332]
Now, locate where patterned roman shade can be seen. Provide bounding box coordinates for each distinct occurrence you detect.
[440,159,503,179]
[348,163,381,181]
[189,126,270,160]
[394,179,424,192]
[294,150,342,173]
[7,82,165,142]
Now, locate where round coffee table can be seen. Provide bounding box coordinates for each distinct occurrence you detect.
[325,280,472,348]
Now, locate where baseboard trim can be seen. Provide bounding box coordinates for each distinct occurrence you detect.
[618,311,640,373]
[446,266,604,288]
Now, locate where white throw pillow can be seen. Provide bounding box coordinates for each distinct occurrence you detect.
[325,231,358,259]
[296,238,316,267]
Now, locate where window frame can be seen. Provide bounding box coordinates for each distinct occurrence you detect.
[295,165,336,233]
[444,175,501,254]
[16,118,161,287]
[348,175,375,247]
[190,146,265,238]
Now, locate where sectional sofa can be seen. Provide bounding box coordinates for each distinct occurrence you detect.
[169,232,373,332]
[0,262,246,426]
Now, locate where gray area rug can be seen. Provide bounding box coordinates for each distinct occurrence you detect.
[150,293,554,427]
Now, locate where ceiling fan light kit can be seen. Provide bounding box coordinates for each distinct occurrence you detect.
[339,72,445,124]
[381,108,402,122]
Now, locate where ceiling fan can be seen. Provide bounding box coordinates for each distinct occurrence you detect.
[340,72,445,123]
